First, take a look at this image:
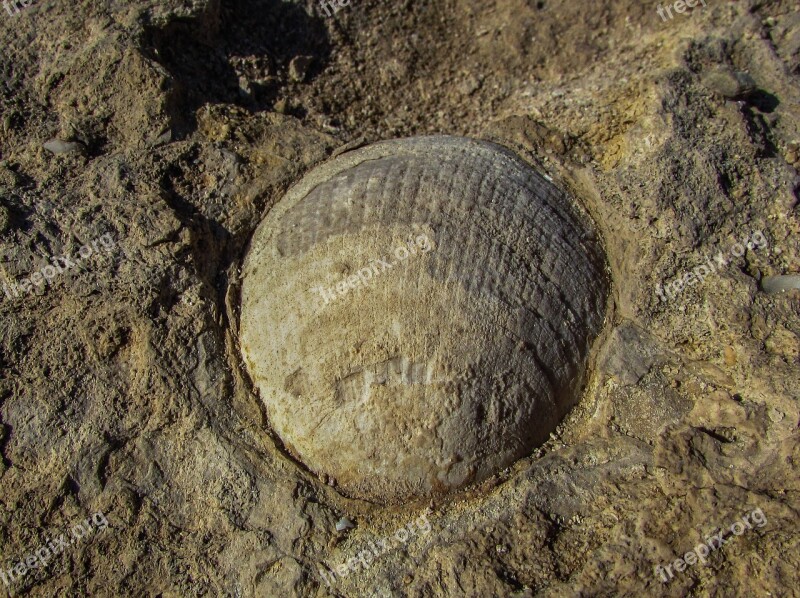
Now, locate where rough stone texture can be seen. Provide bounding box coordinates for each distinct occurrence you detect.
[0,0,798,596]
[240,136,609,503]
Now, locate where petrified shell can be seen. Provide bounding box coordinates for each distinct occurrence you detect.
[240,136,609,504]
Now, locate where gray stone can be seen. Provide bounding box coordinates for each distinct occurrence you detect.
[43,138,85,155]
[597,322,665,386]
[702,67,757,100]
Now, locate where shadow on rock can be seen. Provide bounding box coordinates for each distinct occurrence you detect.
[140,0,331,136]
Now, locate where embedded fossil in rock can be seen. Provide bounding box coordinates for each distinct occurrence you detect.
[239,136,610,504]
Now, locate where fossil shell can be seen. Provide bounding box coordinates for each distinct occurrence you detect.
[240,136,609,504]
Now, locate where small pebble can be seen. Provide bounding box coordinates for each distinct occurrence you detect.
[274,98,289,114]
[153,128,172,147]
[238,76,254,101]
[288,56,313,83]
[43,138,85,155]
[335,517,355,532]
[702,67,756,100]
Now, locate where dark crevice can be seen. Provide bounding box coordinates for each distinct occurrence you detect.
[46,474,81,518]
[746,89,779,113]
[97,435,127,490]
[741,102,779,158]
[158,164,234,316]
[496,566,526,592]
[698,426,733,444]
[0,421,11,469]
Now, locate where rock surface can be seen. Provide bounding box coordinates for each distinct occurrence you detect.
[0,0,798,596]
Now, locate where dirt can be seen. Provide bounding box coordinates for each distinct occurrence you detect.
[0,0,798,596]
